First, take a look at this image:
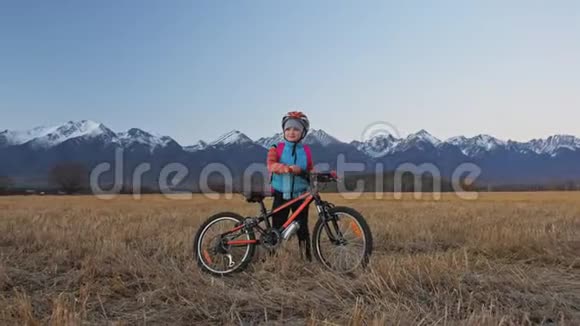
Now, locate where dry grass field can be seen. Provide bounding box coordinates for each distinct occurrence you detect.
[0,192,579,325]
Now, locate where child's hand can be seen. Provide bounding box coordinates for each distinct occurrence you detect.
[289,165,302,174]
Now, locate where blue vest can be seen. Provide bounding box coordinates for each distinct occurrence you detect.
[271,140,309,199]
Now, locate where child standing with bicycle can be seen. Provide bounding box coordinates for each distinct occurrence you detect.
[194,118,372,274]
[267,111,314,261]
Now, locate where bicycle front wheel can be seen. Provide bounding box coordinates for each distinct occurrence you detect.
[312,206,373,273]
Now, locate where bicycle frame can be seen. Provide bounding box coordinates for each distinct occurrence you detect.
[221,190,324,246]
[196,172,370,274]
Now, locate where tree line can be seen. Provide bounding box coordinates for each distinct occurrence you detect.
[1,162,580,195]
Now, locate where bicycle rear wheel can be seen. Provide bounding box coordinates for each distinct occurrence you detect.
[193,212,256,276]
[312,206,373,273]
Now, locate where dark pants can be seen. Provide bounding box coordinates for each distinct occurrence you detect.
[271,190,312,261]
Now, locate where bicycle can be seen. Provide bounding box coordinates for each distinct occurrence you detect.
[193,171,373,276]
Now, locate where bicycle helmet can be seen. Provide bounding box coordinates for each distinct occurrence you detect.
[282,111,310,141]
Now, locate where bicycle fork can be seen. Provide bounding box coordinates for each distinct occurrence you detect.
[316,203,345,244]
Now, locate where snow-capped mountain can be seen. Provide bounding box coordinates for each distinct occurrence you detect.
[353,130,445,156]
[0,120,179,153]
[446,134,580,157]
[507,135,580,156]
[303,129,343,146]
[117,128,179,153]
[446,134,506,157]
[0,120,117,149]
[255,133,284,149]
[348,130,580,158]
[205,130,254,148]
[254,129,342,149]
[0,125,60,147]
[352,134,401,158]
[2,121,580,187]
[5,121,579,159]
[184,140,208,152]
[391,130,441,152]
[537,135,580,154]
[407,129,441,146]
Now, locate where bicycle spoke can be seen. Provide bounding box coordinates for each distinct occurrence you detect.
[198,216,253,274]
[317,212,367,273]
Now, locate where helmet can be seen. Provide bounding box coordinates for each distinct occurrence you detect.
[281,111,310,141]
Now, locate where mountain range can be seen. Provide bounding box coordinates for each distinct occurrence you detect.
[1,120,580,188]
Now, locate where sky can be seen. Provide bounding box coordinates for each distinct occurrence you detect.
[1,0,579,145]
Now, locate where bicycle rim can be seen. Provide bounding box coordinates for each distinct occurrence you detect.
[197,216,252,275]
[315,212,367,273]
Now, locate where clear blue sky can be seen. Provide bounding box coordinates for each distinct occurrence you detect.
[1,1,579,145]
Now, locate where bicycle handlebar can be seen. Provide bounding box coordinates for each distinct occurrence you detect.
[300,171,339,183]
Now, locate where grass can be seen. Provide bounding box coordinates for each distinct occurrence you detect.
[0,192,579,325]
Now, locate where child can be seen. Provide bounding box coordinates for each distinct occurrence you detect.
[267,111,314,261]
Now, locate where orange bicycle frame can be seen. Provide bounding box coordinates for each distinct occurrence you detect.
[224,192,315,245]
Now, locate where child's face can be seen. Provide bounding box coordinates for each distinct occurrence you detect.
[284,127,301,142]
